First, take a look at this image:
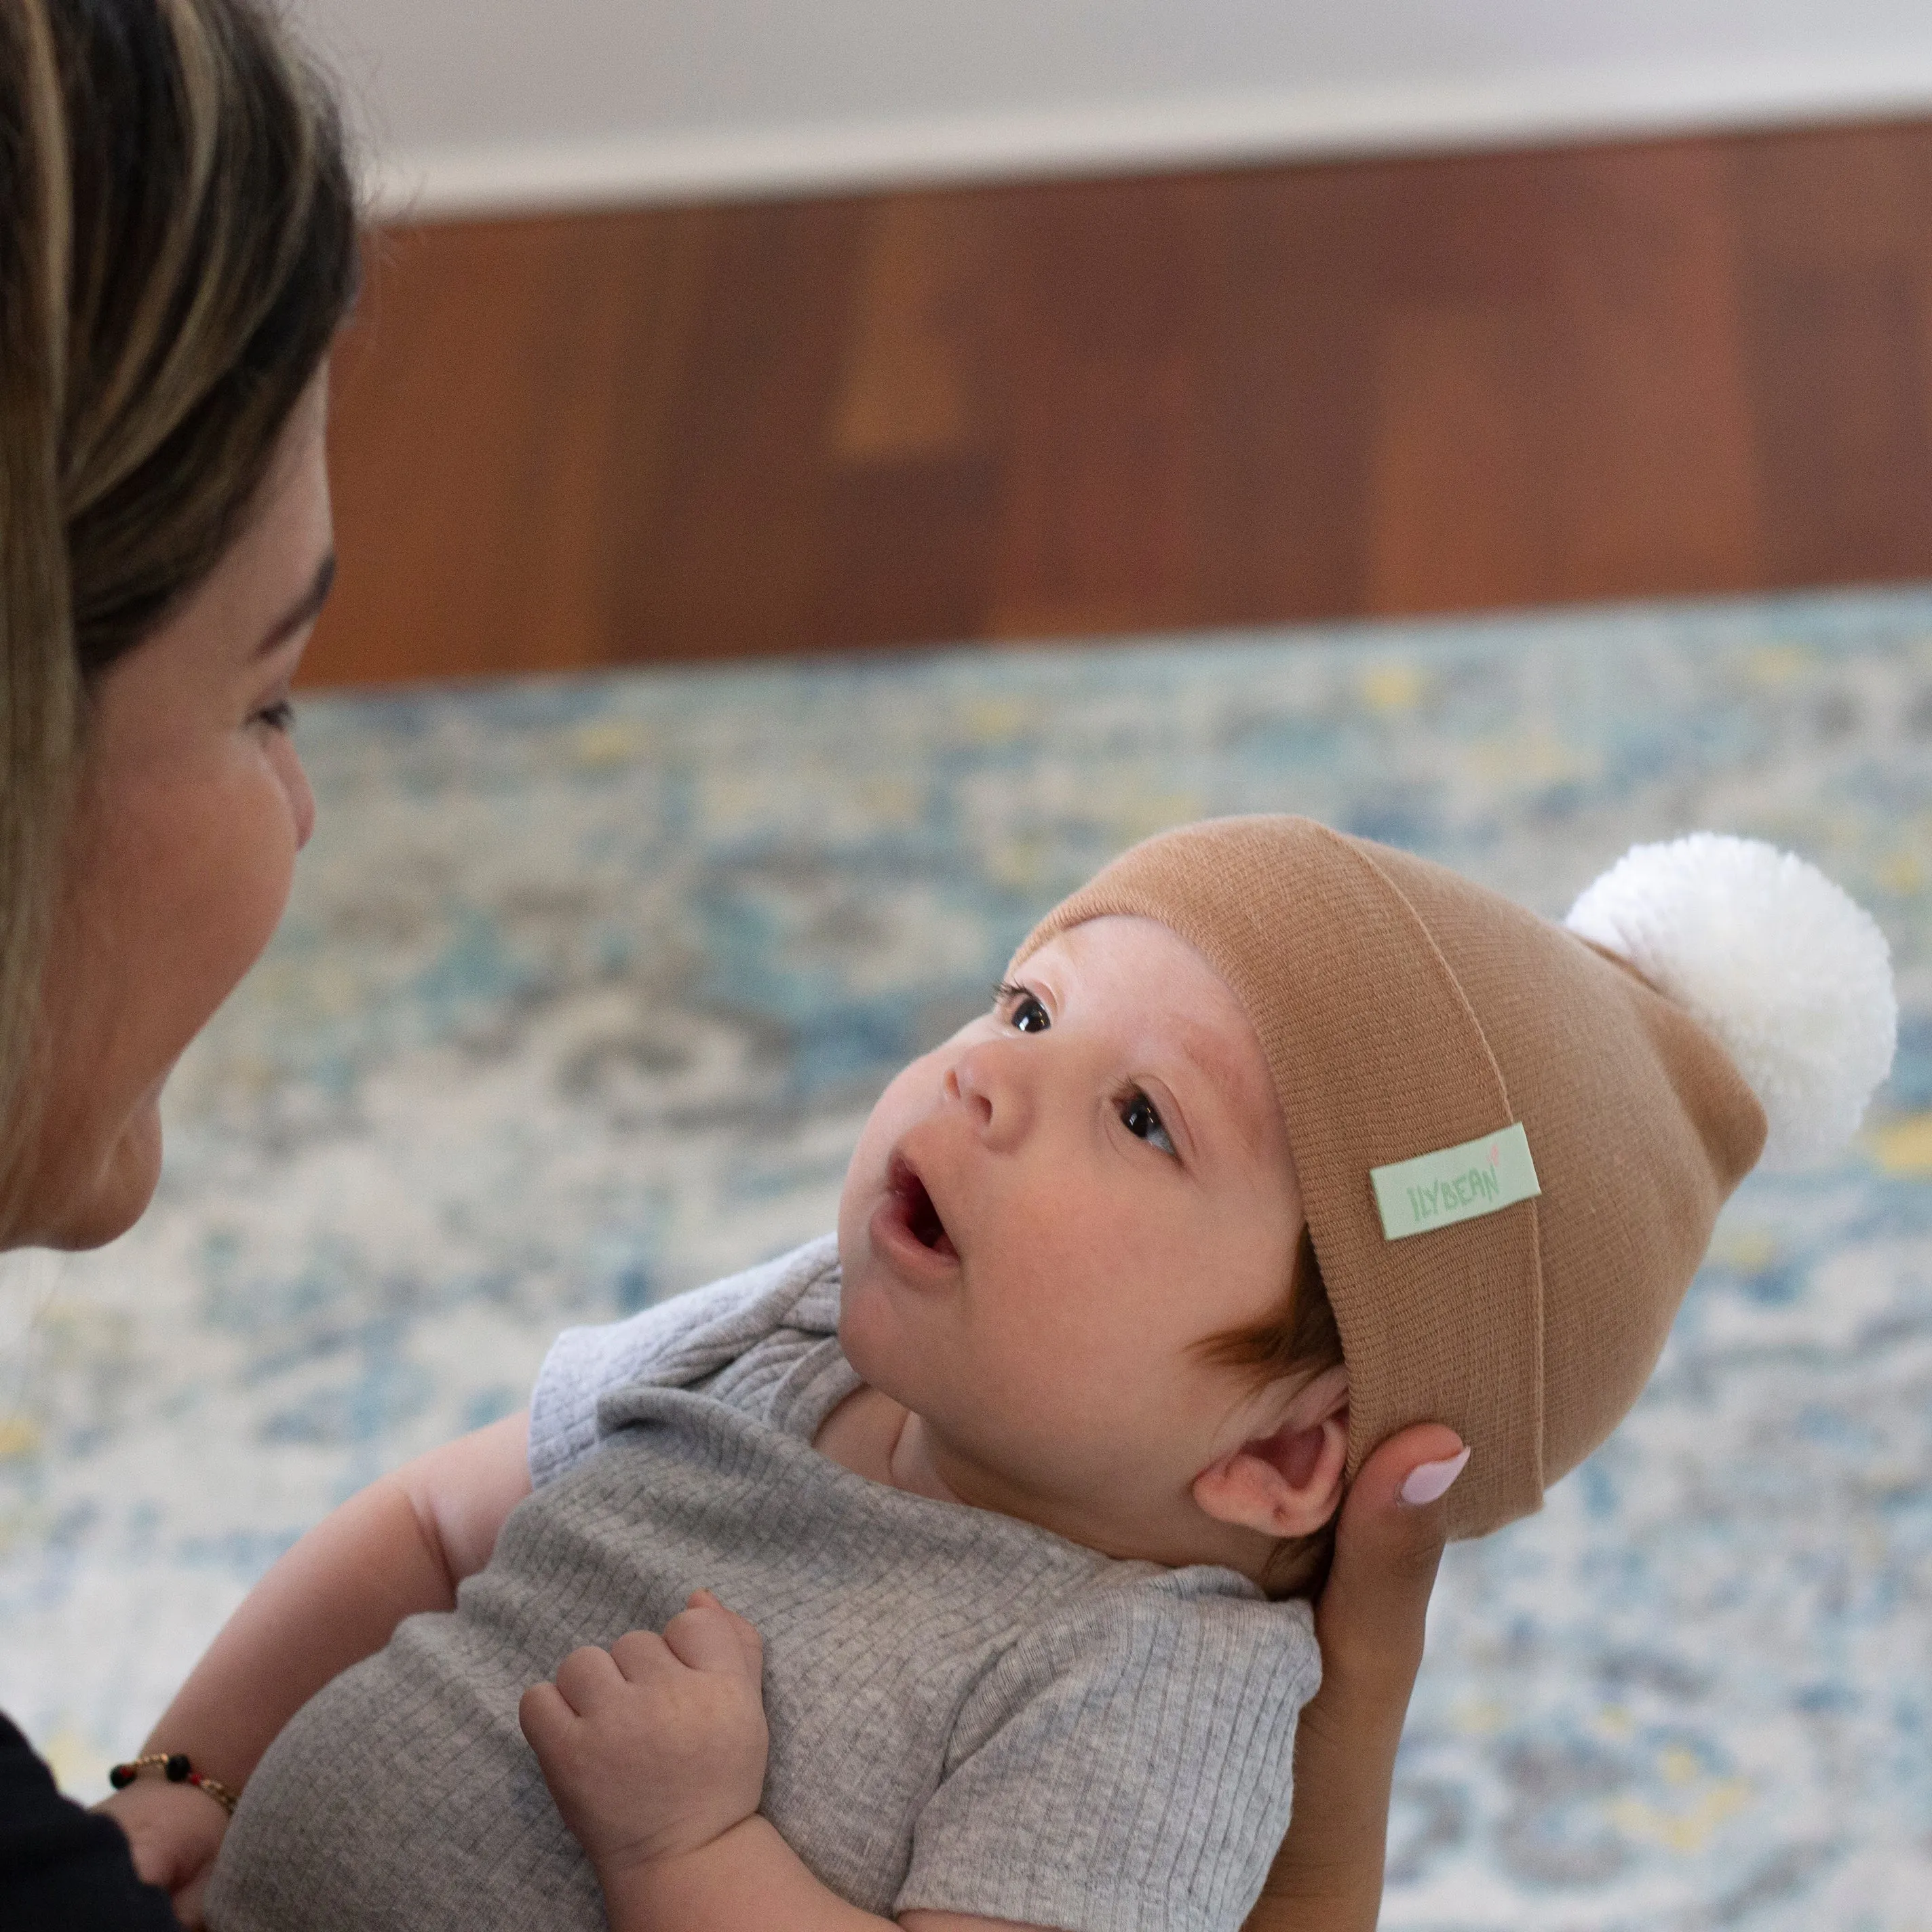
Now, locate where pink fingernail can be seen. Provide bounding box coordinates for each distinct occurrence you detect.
[1399,1447,1471,1507]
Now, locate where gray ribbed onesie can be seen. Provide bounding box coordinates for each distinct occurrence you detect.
[206,1236,1320,1932]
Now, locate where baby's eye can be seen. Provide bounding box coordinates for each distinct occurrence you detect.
[1120,1089,1177,1157]
[996,984,1051,1034]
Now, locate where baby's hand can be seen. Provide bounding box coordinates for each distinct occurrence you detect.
[519,1589,769,1878]
[94,1778,231,1929]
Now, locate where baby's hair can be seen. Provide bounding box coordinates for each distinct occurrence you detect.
[1195,1224,1345,1600]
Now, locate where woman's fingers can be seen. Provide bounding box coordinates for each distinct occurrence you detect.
[94,1784,229,1904]
[1315,1423,1465,1688]
[1244,1423,1464,1932]
[174,1861,216,1929]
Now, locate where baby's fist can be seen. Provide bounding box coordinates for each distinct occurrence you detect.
[520,1590,769,1876]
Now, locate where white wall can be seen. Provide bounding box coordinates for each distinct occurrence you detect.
[289,0,1932,218]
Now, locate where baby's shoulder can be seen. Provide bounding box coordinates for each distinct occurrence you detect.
[529,1235,840,1486]
[990,1561,1320,1712]
[1077,1558,1317,1634]
[910,1560,1319,1928]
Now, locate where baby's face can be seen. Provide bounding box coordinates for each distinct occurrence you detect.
[837,915,1307,1559]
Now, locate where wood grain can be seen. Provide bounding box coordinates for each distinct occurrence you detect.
[309,121,1932,686]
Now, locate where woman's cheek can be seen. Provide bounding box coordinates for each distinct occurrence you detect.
[23,750,300,1246]
[122,748,304,1084]
[199,752,303,992]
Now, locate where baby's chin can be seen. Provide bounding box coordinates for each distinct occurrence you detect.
[832,1228,929,1410]
[832,1237,892,1378]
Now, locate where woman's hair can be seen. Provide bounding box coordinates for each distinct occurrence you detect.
[0,0,359,1203]
[1196,1224,1348,1598]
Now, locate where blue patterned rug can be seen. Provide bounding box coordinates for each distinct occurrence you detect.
[3,592,1929,1929]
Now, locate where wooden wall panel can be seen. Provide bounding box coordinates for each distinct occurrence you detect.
[307,121,1932,687]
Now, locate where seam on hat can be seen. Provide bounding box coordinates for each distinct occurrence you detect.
[1330,832,1548,1526]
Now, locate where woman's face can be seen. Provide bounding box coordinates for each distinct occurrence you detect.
[14,375,334,1250]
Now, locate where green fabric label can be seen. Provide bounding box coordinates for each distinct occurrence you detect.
[1370,1122,1541,1241]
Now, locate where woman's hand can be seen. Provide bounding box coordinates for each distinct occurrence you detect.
[94,1777,231,1929]
[1244,1424,1467,1932]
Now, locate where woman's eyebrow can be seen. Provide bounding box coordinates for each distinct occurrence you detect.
[254,552,336,657]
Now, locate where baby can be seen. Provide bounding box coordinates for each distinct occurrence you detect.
[120,817,1894,1932]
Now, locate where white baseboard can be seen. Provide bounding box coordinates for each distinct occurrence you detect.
[365,47,1932,221]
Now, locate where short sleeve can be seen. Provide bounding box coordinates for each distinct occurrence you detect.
[897,1573,1319,1932]
[527,1235,838,1487]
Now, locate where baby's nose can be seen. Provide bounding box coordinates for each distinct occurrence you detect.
[948,1039,1030,1143]
[944,1056,990,1121]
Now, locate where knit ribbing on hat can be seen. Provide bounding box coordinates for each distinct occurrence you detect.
[1011,817,1769,1541]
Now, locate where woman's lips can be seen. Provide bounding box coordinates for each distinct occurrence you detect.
[872,1153,961,1275]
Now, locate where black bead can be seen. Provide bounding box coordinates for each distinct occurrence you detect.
[109,1764,135,1789]
[165,1755,191,1782]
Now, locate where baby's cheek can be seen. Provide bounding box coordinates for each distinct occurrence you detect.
[843,1058,931,1184]
[982,1227,1149,1391]
[1032,1215,1214,1378]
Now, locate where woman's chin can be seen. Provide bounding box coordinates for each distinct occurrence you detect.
[43,1104,164,1251]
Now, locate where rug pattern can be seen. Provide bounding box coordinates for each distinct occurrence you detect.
[2,592,1929,1929]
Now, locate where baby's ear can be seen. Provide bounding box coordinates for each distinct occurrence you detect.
[1191,1365,1350,1541]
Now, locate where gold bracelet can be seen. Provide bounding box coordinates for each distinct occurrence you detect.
[108,1752,240,1815]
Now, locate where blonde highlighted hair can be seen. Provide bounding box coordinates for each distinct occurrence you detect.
[0,0,358,1213]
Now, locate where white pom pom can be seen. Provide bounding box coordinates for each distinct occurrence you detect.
[1564,834,1897,1165]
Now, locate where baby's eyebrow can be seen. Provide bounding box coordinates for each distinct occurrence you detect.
[1168,1024,1270,1160]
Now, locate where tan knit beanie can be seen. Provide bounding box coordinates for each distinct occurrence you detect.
[1012,817,1896,1539]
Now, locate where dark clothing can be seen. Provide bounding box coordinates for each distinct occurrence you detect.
[0,1714,179,1931]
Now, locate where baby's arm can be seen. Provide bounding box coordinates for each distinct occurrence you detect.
[520,1596,1054,1932]
[99,1409,533,1923]
[621,1823,1052,1932]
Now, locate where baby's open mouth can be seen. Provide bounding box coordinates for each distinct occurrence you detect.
[888,1155,958,1259]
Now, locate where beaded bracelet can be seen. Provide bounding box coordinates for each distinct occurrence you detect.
[108,1752,240,1816]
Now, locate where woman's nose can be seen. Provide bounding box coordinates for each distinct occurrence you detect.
[290,758,317,850]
